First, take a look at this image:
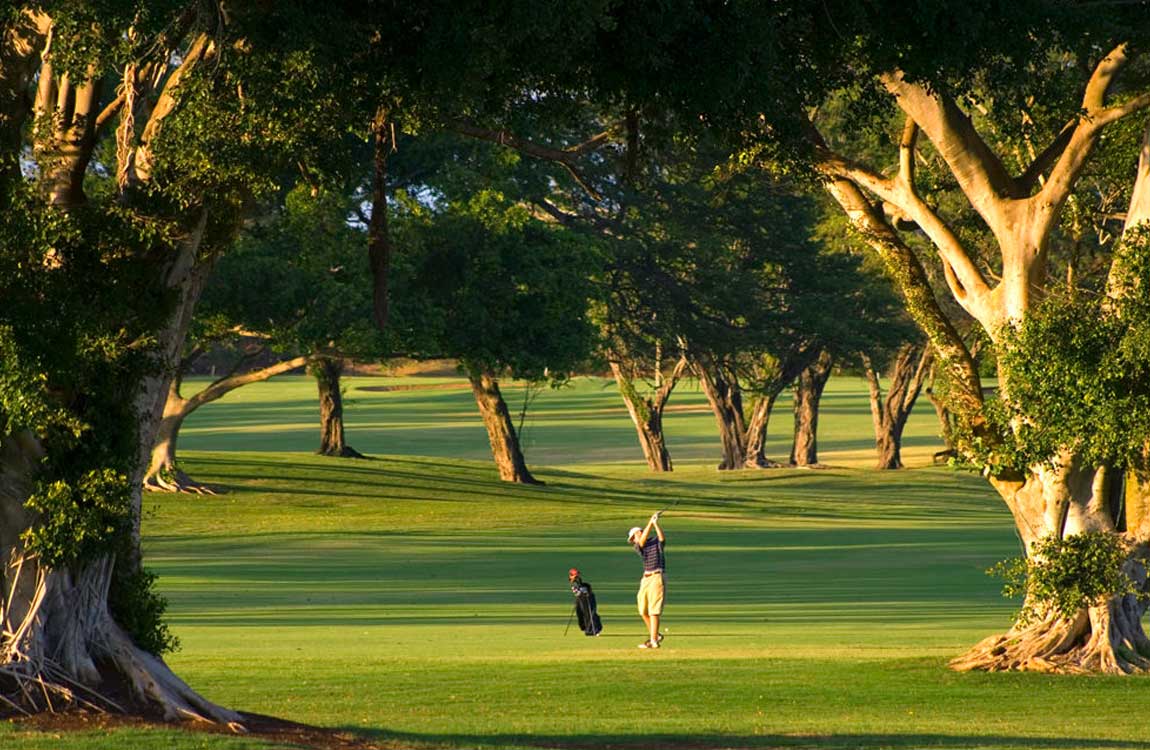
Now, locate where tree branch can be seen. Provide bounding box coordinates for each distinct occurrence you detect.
[822,174,984,421]
[1039,45,1149,220]
[447,120,617,201]
[881,71,1018,224]
[1014,120,1076,194]
[904,345,934,415]
[128,31,214,186]
[186,355,309,411]
[652,354,689,410]
[0,10,50,171]
[811,118,994,324]
[368,105,392,332]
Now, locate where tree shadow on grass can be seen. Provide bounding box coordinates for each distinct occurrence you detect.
[343,728,1150,750]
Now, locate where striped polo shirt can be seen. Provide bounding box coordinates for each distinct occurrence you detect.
[637,536,665,573]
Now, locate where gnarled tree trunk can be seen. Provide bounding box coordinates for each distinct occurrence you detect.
[610,356,688,472]
[789,350,833,467]
[467,366,541,484]
[2,227,243,724]
[953,461,1150,674]
[813,67,1150,673]
[744,391,785,468]
[861,344,933,470]
[693,357,748,470]
[311,356,365,459]
[145,353,309,493]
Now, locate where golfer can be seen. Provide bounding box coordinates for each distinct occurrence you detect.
[628,512,666,649]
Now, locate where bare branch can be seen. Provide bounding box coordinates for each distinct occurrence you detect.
[1098,91,1150,127]
[810,118,994,322]
[1083,44,1130,113]
[95,89,125,131]
[129,31,214,185]
[186,355,309,410]
[447,120,618,201]
[881,71,1018,222]
[898,116,918,187]
[653,354,689,409]
[1014,120,1075,194]
[821,174,984,420]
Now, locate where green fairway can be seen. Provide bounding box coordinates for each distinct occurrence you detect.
[6,376,1150,749]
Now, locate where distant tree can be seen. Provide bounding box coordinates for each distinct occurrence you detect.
[391,192,600,484]
[204,186,386,459]
[859,344,933,470]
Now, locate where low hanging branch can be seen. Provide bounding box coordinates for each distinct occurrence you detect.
[144,352,310,493]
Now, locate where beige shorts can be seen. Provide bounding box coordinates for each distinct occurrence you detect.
[637,572,665,616]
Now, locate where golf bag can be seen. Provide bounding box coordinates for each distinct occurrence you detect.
[570,575,603,636]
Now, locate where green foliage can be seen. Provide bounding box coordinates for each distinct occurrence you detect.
[0,184,179,655]
[110,566,179,656]
[990,532,1139,624]
[202,184,385,360]
[21,470,132,568]
[970,230,1150,475]
[392,190,601,382]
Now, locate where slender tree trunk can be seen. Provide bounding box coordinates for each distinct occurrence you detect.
[610,356,687,472]
[311,357,364,458]
[744,392,784,468]
[466,367,542,484]
[694,358,748,470]
[789,350,833,467]
[368,106,392,332]
[145,353,309,492]
[861,345,933,470]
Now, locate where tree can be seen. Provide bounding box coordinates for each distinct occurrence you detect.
[599,157,842,471]
[145,340,309,493]
[860,344,933,470]
[205,186,387,459]
[0,0,638,723]
[569,0,1150,672]
[0,1,374,721]
[807,36,1150,675]
[769,8,1150,671]
[391,191,600,484]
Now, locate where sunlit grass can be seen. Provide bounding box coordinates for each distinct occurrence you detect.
[8,376,1150,749]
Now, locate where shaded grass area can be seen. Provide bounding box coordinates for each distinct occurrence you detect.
[8,378,1150,749]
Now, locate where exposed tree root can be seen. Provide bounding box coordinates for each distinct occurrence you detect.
[2,554,243,729]
[142,466,222,495]
[317,445,369,459]
[743,457,786,469]
[951,597,1150,674]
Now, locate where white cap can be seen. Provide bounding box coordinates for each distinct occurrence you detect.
[627,527,642,543]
